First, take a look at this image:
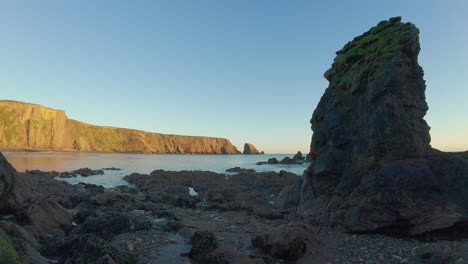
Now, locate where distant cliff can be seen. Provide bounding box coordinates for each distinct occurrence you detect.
[0,100,240,154]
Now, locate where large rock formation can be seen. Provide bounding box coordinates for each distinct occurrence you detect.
[0,100,239,154]
[0,152,15,201]
[0,152,74,262]
[299,17,468,237]
[243,143,261,155]
[0,152,72,232]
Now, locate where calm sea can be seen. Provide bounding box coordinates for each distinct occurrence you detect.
[3,152,307,188]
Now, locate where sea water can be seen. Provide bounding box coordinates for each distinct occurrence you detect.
[3,152,307,188]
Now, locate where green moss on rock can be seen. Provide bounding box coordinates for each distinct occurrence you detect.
[330,16,416,88]
[0,228,20,264]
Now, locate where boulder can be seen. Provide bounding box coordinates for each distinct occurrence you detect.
[257,157,280,165]
[243,143,261,154]
[276,181,302,210]
[299,17,468,238]
[279,157,297,164]
[252,224,318,261]
[173,191,198,208]
[189,231,219,263]
[26,198,72,235]
[90,191,119,206]
[268,158,279,164]
[72,202,96,224]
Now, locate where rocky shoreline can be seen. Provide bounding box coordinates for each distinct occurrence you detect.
[1,16,468,264]
[0,161,467,263]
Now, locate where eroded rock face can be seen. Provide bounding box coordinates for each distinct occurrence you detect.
[299,17,468,237]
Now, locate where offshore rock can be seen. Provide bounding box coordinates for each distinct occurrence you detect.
[243,143,261,154]
[299,17,468,238]
[292,151,304,161]
[0,100,240,154]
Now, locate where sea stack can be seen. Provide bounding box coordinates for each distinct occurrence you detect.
[299,17,468,237]
[243,143,261,155]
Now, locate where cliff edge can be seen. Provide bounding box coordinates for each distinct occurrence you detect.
[0,100,239,154]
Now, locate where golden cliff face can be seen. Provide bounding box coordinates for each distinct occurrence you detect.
[0,100,240,154]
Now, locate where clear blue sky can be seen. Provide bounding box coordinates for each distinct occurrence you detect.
[1,1,467,153]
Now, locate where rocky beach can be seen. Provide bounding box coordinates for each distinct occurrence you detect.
[1,17,467,264]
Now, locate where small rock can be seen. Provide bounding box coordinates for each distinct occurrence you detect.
[126,241,134,252]
[168,238,178,244]
[103,167,122,171]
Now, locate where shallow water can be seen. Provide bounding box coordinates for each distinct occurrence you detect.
[4,152,307,188]
[155,234,191,264]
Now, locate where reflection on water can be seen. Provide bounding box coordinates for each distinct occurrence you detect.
[4,152,307,188]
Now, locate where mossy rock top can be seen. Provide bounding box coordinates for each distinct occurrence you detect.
[326,17,419,89]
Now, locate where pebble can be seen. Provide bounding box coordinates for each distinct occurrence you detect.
[126,241,134,252]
